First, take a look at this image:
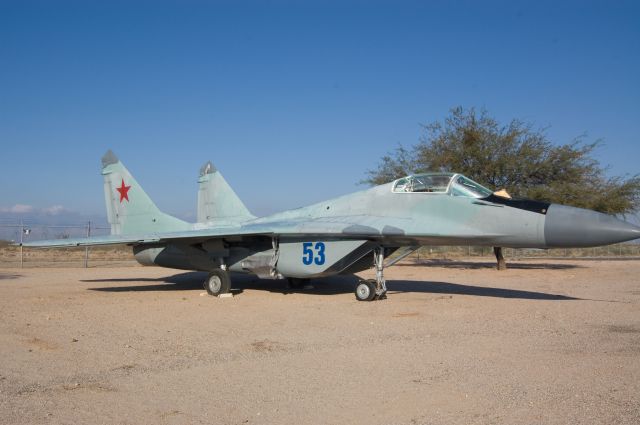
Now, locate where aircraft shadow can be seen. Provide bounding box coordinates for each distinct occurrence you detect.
[83,272,209,291]
[397,260,583,270]
[386,280,578,300]
[86,271,579,301]
[0,273,22,280]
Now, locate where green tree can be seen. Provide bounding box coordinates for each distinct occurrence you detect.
[364,106,640,216]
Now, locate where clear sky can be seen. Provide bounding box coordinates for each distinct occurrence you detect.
[1,0,639,221]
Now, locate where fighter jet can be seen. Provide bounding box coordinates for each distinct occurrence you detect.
[22,151,640,301]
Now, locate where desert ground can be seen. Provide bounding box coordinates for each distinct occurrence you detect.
[0,258,639,425]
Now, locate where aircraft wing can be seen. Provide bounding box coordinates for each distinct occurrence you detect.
[20,215,502,248]
[20,226,271,248]
[20,216,369,248]
[21,233,181,248]
[22,229,269,248]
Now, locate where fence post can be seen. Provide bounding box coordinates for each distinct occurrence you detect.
[20,220,24,268]
[84,221,91,268]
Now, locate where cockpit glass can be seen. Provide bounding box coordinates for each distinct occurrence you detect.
[392,173,453,193]
[393,173,492,198]
[450,175,493,198]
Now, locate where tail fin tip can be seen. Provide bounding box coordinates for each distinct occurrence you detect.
[102,150,119,168]
[199,161,217,177]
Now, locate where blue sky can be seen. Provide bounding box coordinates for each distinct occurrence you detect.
[1,0,639,221]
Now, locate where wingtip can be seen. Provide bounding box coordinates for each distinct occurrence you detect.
[101,150,119,168]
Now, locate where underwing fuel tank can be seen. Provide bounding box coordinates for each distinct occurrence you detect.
[133,244,195,270]
[544,204,640,247]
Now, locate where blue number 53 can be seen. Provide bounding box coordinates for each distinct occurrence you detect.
[302,242,326,265]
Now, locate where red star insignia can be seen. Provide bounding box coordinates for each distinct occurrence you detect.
[116,179,131,203]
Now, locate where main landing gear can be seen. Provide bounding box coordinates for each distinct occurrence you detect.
[355,247,387,302]
[204,268,231,296]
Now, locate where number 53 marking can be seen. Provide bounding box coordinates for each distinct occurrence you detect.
[302,242,326,265]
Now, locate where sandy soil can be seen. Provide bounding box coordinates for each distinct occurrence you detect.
[0,259,639,425]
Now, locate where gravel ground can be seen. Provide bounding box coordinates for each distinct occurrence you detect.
[0,259,638,425]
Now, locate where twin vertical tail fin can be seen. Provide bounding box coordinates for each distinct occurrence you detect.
[101,151,253,234]
[102,150,191,235]
[197,161,255,224]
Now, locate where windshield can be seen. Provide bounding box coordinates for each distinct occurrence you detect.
[393,173,493,198]
[392,173,453,193]
[450,175,493,198]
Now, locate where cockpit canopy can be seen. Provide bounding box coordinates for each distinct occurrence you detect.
[392,173,493,199]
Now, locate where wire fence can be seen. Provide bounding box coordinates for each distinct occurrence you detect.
[0,220,135,268]
[1,221,639,268]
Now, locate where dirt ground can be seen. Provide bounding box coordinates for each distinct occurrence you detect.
[1,259,639,425]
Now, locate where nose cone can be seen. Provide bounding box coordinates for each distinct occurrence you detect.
[544,204,640,248]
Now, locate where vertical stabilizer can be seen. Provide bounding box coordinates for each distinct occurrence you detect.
[102,150,191,235]
[197,162,255,224]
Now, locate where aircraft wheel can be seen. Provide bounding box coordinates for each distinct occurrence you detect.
[204,269,231,296]
[355,279,377,302]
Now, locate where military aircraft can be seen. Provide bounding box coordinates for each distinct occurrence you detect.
[22,151,640,301]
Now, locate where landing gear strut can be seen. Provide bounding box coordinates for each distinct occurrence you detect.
[355,247,387,301]
[204,268,231,296]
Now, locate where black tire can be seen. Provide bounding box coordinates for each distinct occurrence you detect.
[204,269,231,296]
[355,279,377,302]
